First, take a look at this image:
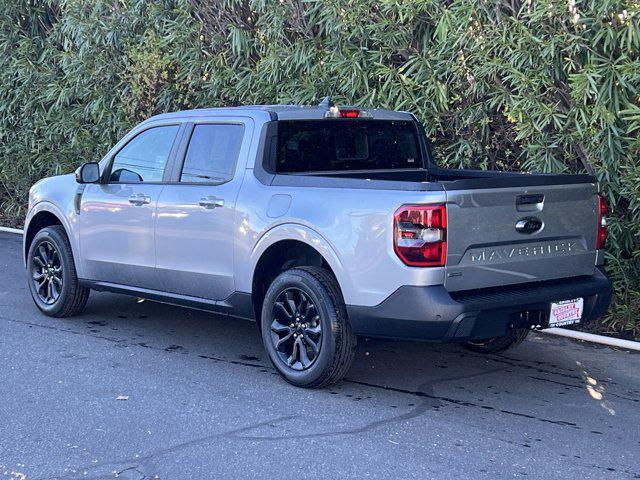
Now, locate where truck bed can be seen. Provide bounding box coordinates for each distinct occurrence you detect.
[259,165,600,292]
[265,166,595,192]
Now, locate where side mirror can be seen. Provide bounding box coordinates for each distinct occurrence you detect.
[75,162,101,184]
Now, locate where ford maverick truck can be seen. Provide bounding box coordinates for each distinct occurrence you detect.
[24,101,612,387]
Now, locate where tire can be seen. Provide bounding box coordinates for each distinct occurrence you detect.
[26,225,89,317]
[260,266,356,388]
[461,328,530,354]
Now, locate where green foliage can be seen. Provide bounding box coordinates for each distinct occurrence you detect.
[1,0,638,334]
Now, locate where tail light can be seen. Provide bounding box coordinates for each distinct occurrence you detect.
[597,195,607,249]
[394,205,447,267]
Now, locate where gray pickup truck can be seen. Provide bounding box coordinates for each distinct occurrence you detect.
[24,101,612,387]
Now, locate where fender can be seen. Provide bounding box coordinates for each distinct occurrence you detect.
[237,222,357,304]
[24,201,84,277]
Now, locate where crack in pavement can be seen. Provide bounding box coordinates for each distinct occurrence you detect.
[346,379,580,428]
[528,375,639,403]
[0,315,126,345]
[33,416,297,480]
[459,350,614,384]
[226,367,512,441]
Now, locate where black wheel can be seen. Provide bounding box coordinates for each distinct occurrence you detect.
[27,225,89,317]
[461,328,530,354]
[260,266,356,388]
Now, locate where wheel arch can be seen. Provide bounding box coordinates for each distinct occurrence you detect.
[247,225,350,323]
[23,203,79,273]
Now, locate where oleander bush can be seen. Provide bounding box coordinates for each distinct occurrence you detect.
[1,0,638,335]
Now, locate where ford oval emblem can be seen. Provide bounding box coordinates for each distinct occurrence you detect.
[515,217,543,234]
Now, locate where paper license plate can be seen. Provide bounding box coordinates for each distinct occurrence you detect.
[549,298,583,327]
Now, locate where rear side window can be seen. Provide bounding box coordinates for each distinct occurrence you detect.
[276,120,422,173]
[109,125,179,183]
[180,124,244,183]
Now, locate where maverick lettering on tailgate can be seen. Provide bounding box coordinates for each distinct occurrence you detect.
[467,240,583,264]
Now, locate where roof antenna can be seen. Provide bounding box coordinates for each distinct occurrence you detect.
[318,96,333,109]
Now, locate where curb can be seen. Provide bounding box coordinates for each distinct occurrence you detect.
[0,226,23,234]
[1,224,639,351]
[542,327,640,352]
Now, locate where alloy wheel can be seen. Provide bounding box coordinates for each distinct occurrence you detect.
[32,241,63,305]
[270,288,322,370]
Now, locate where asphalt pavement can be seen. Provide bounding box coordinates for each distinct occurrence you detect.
[0,232,638,479]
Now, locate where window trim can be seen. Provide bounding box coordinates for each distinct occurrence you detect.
[102,123,184,185]
[170,121,246,186]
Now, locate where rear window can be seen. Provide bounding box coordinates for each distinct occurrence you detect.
[276,120,422,173]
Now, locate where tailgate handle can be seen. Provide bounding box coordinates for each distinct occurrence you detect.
[516,194,544,212]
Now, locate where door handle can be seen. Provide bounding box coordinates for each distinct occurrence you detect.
[128,193,151,206]
[198,196,225,209]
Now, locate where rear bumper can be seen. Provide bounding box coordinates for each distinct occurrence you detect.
[346,269,612,342]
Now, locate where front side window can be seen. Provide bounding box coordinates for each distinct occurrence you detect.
[180,124,244,183]
[109,125,179,183]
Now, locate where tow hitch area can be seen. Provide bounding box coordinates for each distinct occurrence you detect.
[517,310,546,330]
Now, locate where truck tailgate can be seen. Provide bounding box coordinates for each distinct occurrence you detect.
[444,182,599,292]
